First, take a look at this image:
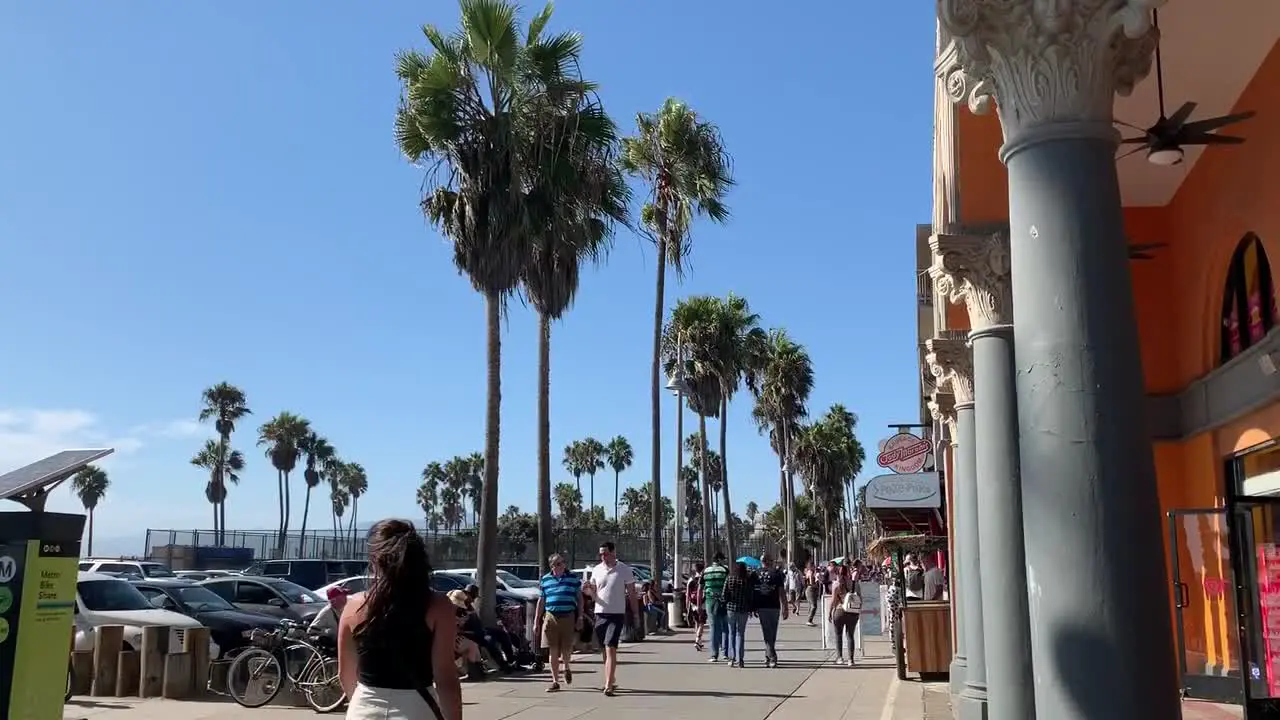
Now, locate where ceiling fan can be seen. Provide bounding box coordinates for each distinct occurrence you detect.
[1115,8,1255,166]
[1128,242,1168,261]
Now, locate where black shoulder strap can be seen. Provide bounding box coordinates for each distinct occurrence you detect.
[416,685,446,720]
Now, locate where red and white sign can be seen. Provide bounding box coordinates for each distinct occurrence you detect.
[876,432,932,474]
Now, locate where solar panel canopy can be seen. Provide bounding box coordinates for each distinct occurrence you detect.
[0,449,114,501]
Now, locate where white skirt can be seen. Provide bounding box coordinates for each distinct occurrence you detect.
[346,684,439,720]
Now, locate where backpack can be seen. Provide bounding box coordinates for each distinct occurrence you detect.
[906,567,925,593]
[841,582,862,612]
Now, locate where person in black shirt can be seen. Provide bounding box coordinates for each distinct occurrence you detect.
[753,554,789,668]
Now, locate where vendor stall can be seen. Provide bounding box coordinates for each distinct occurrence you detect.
[862,470,950,681]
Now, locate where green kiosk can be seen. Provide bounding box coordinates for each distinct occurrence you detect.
[0,449,112,720]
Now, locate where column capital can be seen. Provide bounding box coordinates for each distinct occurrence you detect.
[929,231,1012,329]
[928,391,957,442]
[937,0,1163,145]
[925,337,974,406]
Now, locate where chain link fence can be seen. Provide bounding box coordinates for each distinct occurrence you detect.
[145,527,779,572]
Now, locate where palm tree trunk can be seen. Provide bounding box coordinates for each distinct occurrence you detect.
[474,290,503,627]
[719,395,737,561]
[698,414,713,563]
[300,486,312,542]
[217,434,228,546]
[613,470,620,520]
[276,470,285,556]
[588,473,595,513]
[87,508,95,556]
[537,313,553,576]
[649,235,667,583]
[283,471,292,554]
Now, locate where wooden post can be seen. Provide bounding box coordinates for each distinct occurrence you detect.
[71,650,94,695]
[91,625,123,697]
[162,653,193,699]
[182,627,210,697]
[114,650,139,697]
[138,626,169,698]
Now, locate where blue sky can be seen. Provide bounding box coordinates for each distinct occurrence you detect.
[0,2,934,548]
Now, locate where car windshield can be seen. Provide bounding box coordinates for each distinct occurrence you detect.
[140,564,176,578]
[496,570,534,588]
[171,585,236,612]
[79,580,154,612]
[265,579,321,604]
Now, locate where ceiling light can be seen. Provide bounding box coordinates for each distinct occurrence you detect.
[1147,147,1185,166]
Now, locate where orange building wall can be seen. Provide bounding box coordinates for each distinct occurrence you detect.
[948,40,1280,680]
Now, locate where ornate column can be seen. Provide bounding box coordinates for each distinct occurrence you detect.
[933,231,1035,720]
[927,390,965,697]
[937,3,1178,719]
[926,338,985,720]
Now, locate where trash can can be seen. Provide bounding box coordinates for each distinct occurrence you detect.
[669,594,687,628]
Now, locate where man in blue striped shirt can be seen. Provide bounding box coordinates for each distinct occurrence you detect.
[534,553,582,692]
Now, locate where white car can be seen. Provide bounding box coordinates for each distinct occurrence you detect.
[74,572,219,660]
[79,559,178,580]
[315,575,371,598]
[448,568,540,601]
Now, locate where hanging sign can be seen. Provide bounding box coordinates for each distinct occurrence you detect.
[876,432,932,474]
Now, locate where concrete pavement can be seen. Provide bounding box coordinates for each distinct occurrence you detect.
[65,610,938,720]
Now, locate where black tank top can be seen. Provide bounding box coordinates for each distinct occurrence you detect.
[355,592,436,690]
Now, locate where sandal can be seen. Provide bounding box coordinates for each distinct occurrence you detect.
[564,668,573,685]
[546,682,560,693]
[603,686,617,697]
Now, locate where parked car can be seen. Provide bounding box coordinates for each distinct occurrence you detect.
[496,563,541,582]
[315,575,371,597]
[197,576,327,623]
[173,570,239,581]
[79,559,177,580]
[447,568,539,601]
[74,572,219,660]
[242,559,368,590]
[133,579,279,658]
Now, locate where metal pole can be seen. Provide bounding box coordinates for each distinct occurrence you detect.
[674,385,684,583]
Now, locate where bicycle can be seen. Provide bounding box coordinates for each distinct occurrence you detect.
[225,619,344,712]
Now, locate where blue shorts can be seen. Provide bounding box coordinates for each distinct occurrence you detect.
[594,613,625,648]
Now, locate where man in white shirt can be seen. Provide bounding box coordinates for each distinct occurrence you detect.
[583,541,637,696]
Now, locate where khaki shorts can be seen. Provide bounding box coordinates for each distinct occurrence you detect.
[542,612,577,657]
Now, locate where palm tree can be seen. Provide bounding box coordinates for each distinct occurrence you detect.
[750,329,814,566]
[791,406,863,558]
[442,487,464,532]
[562,442,585,496]
[71,465,109,555]
[745,500,759,527]
[330,481,350,543]
[554,482,583,528]
[297,432,335,543]
[343,462,369,551]
[395,0,599,626]
[191,440,246,531]
[465,452,485,527]
[579,437,605,513]
[622,98,734,578]
[605,435,633,520]
[420,462,445,535]
[257,412,311,555]
[198,382,251,545]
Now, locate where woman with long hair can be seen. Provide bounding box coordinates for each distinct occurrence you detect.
[720,561,756,668]
[339,519,462,720]
[827,562,862,667]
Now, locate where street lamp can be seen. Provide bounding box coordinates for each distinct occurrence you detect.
[666,360,692,600]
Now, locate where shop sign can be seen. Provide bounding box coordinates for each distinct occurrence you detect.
[864,472,942,509]
[876,432,932,474]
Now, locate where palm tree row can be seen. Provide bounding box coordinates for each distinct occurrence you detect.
[196,382,369,554]
[393,0,729,623]
[416,453,485,533]
[562,435,633,519]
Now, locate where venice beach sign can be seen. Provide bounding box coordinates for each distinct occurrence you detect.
[876,432,932,474]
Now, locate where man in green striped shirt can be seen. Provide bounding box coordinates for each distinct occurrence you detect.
[701,552,729,662]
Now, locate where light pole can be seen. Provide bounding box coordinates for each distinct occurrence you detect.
[665,353,692,584]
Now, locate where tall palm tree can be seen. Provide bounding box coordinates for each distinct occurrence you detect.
[71,465,109,555]
[664,296,724,562]
[605,435,633,520]
[257,412,311,555]
[579,437,605,512]
[622,98,733,577]
[791,406,863,558]
[344,462,369,550]
[191,440,246,532]
[562,442,585,496]
[520,77,629,575]
[420,462,445,535]
[395,0,598,626]
[198,382,251,545]
[750,329,814,566]
[465,452,485,527]
[297,432,335,542]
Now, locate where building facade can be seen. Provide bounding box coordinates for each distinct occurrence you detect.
[916,2,1280,718]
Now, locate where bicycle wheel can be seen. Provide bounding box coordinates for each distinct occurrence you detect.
[226,647,284,708]
[302,656,344,713]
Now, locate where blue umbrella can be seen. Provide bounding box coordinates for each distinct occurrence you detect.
[737,556,762,569]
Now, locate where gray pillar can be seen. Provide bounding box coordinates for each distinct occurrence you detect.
[971,324,1036,720]
[936,6,1177,717]
[954,402,988,720]
[1005,127,1177,719]
[930,394,967,696]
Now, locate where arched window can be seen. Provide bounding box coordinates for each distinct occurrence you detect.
[1220,233,1278,364]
